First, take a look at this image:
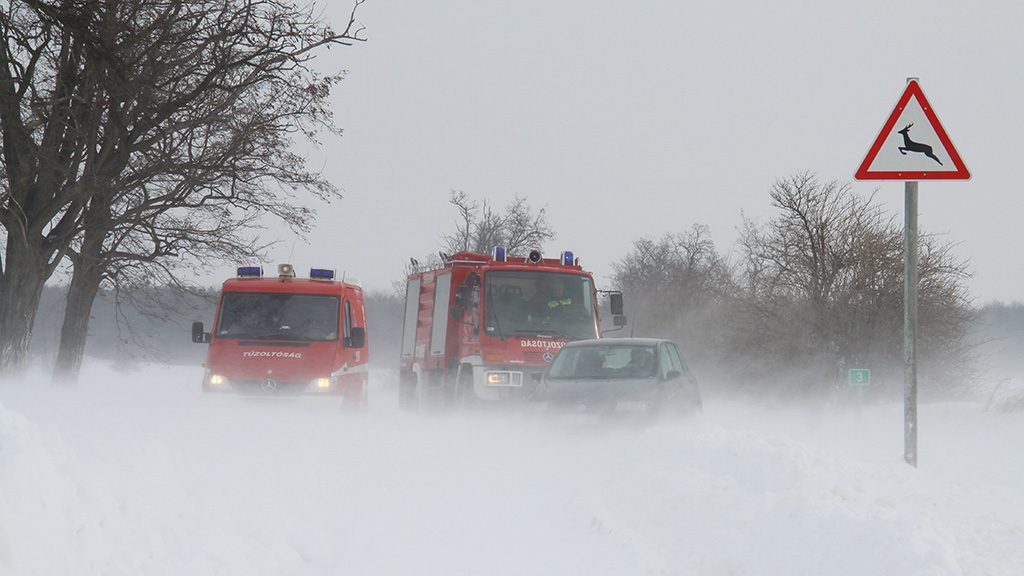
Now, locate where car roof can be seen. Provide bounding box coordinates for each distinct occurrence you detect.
[561,337,672,349]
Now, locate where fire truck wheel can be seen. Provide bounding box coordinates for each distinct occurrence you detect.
[398,372,418,410]
[343,381,368,412]
[454,365,475,408]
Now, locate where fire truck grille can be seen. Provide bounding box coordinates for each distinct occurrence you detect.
[232,379,308,396]
[521,350,558,364]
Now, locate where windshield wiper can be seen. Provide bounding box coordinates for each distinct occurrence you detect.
[248,332,301,341]
[509,329,577,340]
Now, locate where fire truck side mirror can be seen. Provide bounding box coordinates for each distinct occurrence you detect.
[453,283,469,307]
[609,293,624,316]
[451,283,469,319]
[613,315,628,327]
[191,321,210,344]
[346,327,366,349]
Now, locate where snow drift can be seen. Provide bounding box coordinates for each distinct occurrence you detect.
[1,361,1022,575]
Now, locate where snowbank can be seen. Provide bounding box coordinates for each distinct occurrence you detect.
[1,362,1022,575]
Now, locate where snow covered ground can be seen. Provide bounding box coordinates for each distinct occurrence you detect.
[2,361,1023,575]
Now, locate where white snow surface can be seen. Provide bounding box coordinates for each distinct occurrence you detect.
[2,361,1023,575]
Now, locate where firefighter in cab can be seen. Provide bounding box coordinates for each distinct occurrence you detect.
[531,277,572,321]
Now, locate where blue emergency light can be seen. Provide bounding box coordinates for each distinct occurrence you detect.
[561,251,574,266]
[309,268,335,280]
[492,247,506,262]
[237,266,263,278]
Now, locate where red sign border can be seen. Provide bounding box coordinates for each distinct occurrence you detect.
[855,80,970,181]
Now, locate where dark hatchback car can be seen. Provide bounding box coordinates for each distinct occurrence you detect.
[528,338,702,420]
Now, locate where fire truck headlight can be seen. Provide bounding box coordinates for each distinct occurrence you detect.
[485,370,523,387]
[207,374,229,388]
[310,377,336,391]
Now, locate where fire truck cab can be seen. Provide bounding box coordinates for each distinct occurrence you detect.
[399,248,624,408]
[192,264,369,405]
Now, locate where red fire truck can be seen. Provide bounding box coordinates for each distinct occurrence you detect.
[192,264,369,405]
[398,248,624,408]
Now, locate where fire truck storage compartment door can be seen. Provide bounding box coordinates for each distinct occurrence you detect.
[401,278,421,359]
[429,274,452,357]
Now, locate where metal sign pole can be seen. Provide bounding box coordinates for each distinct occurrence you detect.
[904,181,919,468]
[857,77,968,469]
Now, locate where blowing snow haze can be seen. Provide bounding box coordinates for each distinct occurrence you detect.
[4,1,1024,573]
[2,364,1024,574]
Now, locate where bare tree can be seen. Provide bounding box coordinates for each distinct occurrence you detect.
[441,190,555,257]
[735,172,976,396]
[610,224,737,375]
[0,0,366,375]
[403,190,556,278]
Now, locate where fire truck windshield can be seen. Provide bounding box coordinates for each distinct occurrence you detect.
[483,270,598,340]
[214,292,340,342]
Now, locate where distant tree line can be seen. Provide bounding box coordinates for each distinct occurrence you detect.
[973,301,1024,410]
[30,284,214,368]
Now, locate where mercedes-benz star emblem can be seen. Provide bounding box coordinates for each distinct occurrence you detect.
[260,378,277,392]
[543,352,554,362]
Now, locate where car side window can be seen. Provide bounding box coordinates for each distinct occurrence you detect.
[659,343,675,375]
[665,343,687,373]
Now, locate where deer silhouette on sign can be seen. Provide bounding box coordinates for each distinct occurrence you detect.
[897,123,943,165]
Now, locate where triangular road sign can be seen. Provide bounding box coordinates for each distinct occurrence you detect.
[855,79,970,180]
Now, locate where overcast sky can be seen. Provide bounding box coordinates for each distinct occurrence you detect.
[265,1,1022,304]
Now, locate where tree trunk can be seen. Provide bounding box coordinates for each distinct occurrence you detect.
[52,210,109,384]
[0,212,57,372]
[51,262,104,385]
[0,242,49,372]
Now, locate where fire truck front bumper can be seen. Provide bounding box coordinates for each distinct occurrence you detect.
[202,370,344,396]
